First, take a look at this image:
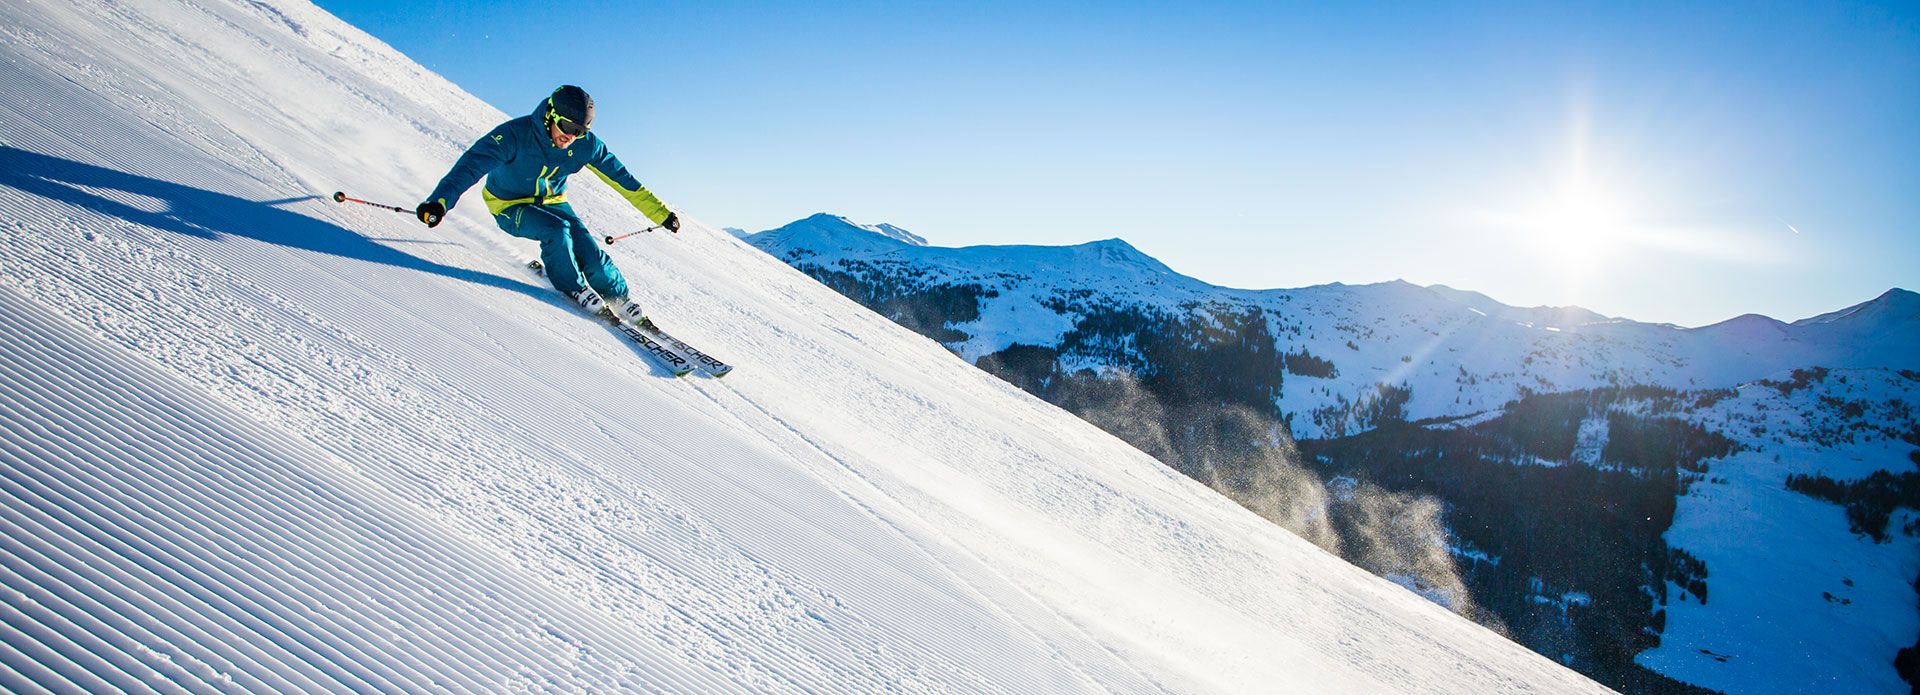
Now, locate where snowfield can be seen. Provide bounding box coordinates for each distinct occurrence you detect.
[1640,370,1920,695]
[0,0,1616,693]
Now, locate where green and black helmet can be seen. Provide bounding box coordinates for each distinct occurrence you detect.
[546,85,593,136]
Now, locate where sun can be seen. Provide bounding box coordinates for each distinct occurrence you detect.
[1497,166,1651,280]
[1531,176,1635,263]
[1449,91,1708,299]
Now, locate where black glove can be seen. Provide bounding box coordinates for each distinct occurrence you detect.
[416,200,445,228]
[662,212,680,233]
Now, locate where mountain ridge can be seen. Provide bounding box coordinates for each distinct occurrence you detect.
[748,212,1918,440]
[751,211,1911,330]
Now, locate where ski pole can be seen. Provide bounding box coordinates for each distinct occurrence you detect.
[332,191,410,214]
[605,225,663,245]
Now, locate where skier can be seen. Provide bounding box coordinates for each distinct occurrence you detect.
[415,85,678,323]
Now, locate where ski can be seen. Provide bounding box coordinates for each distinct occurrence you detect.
[527,260,694,377]
[608,320,695,377]
[633,317,734,378]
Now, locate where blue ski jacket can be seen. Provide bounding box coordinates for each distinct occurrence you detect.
[424,96,672,225]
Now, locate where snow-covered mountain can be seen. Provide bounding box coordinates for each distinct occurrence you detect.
[0,0,1615,694]
[747,214,1920,694]
[747,214,1919,439]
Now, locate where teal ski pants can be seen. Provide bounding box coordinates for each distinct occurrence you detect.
[495,202,628,300]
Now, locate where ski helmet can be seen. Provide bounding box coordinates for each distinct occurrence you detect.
[546,85,593,136]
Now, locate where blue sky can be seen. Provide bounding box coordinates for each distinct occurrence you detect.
[315,0,1918,327]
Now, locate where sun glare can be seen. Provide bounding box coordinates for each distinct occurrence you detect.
[1532,177,1634,264]
[1453,89,1774,300]
[1493,90,1658,281]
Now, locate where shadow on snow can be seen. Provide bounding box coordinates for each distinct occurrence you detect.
[0,145,687,377]
[0,145,540,297]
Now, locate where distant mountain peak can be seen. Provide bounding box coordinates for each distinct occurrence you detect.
[1082,237,1137,250]
[1422,284,1616,328]
[870,223,927,246]
[1794,287,1919,327]
[1700,313,1791,338]
[783,213,927,246]
[1069,237,1175,273]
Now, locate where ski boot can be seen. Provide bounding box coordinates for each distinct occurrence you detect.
[604,295,645,324]
[566,287,604,315]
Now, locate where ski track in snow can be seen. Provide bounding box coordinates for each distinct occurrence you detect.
[0,0,1617,693]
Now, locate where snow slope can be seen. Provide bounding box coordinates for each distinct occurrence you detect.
[0,0,1611,693]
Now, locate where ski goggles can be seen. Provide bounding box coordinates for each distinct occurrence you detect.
[548,110,589,137]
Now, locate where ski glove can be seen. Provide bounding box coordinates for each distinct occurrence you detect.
[662,212,680,233]
[416,200,445,228]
